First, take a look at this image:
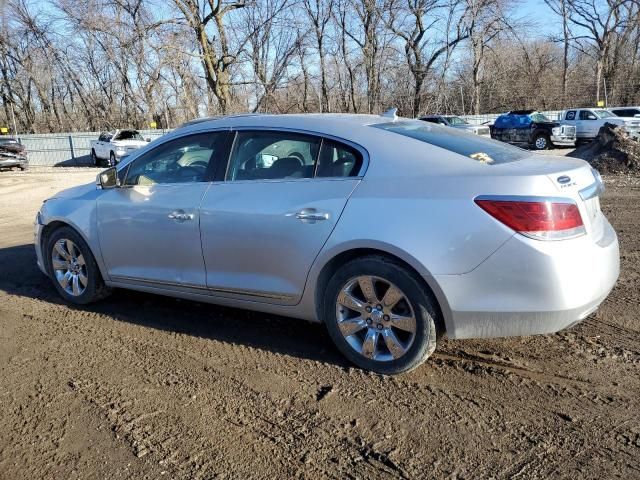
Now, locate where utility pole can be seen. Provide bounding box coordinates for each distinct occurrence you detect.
[9,100,18,138]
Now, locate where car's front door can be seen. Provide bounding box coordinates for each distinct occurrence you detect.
[199,129,364,305]
[97,130,230,288]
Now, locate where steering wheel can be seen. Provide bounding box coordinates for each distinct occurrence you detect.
[288,152,305,164]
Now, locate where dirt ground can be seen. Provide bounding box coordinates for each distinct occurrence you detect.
[0,166,639,480]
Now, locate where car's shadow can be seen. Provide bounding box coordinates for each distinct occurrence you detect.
[0,243,347,368]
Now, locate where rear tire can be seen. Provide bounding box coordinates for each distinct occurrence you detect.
[45,226,111,305]
[91,149,99,166]
[323,255,439,375]
[109,152,116,166]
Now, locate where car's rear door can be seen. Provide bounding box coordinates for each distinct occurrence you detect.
[199,129,365,305]
[96,130,231,288]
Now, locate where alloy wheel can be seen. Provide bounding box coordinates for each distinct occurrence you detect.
[335,276,416,362]
[535,137,548,149]
[51,238,88,296]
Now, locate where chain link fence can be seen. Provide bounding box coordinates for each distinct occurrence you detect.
[14,129,169,166]
[460,110,564,125]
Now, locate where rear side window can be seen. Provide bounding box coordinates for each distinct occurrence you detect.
[316,139,363,177]
[373,121,527,165]
[565,111,576,120]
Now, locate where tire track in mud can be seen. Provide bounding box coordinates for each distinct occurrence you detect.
[3,295,639,479]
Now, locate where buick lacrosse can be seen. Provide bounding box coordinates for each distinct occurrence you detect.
[35,112,619,374]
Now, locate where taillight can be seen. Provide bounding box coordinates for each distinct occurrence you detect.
[475,196,585,240]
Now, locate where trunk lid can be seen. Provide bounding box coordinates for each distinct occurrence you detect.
[489,155,604,240]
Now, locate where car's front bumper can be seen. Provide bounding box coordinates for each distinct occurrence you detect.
[551,135,576,146]
[34,214,47,275]
[0,156,27,168]
[434,217,619,339]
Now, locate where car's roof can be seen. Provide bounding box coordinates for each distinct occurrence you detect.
[175,113,396,145]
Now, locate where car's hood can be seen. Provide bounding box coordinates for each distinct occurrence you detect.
[0,143,26,155]
[49,181,96,201]
[112,140,148,147]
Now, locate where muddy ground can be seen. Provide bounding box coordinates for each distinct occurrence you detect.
[0,166,638,480]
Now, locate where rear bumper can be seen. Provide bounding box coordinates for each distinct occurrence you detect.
[434,217,619,339]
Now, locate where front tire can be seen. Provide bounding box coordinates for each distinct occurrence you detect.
[109,151,116,166]
[91,149,99,166]
[532,133,551,150]
[45,226,111,305]
[323,255,439,375]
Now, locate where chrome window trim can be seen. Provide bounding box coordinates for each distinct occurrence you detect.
[474,194,578,205]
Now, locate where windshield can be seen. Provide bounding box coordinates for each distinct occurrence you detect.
[530,112,551,123]
[0,138,17,145]
[115,130,144,141]
[373,121,527,164]
[443,116,469,126]
[593,109,615,119]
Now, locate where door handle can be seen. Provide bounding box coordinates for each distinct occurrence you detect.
[168,210,194,222]
[294,208,329,223]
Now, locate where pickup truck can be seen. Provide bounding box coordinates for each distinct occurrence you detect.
[490,110,576,150]
[561,108,640,141]
[90,129,149,166]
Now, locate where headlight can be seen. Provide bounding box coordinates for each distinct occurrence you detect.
[552,127,561,135]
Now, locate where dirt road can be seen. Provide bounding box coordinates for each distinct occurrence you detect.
[1,167,639,479]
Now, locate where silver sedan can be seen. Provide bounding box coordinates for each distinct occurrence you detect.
[34,113,620,374]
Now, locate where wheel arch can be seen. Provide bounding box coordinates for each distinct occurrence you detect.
[312,246,452,335]
[40,219,108,282]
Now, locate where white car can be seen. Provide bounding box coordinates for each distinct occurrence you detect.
[90,129,149,166]
[562,108,640,141]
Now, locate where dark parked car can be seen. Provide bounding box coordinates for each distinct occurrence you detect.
[490,110,576,150]
[0,137,28,170]
[610,107,640,118]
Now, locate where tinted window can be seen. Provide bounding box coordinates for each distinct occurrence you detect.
[124,132,226,186]
[580,110,597,120]
[565,111,576,120]
[115,130,144,141]
[316,139,363,177]
[373,121,527,164]
[227,131,320,181]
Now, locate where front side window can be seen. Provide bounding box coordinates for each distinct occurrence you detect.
[580,110,597,120]
[124,132,226,186]
[226,131,320,181]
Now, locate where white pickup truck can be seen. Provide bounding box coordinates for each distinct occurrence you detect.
[561,108,640,142]
[90,129,149,166]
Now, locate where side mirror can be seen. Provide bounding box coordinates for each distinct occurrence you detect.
[97,167,119,189]
[145,137,151,142]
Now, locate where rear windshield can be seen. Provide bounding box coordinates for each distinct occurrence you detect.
[372,121,527,165]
